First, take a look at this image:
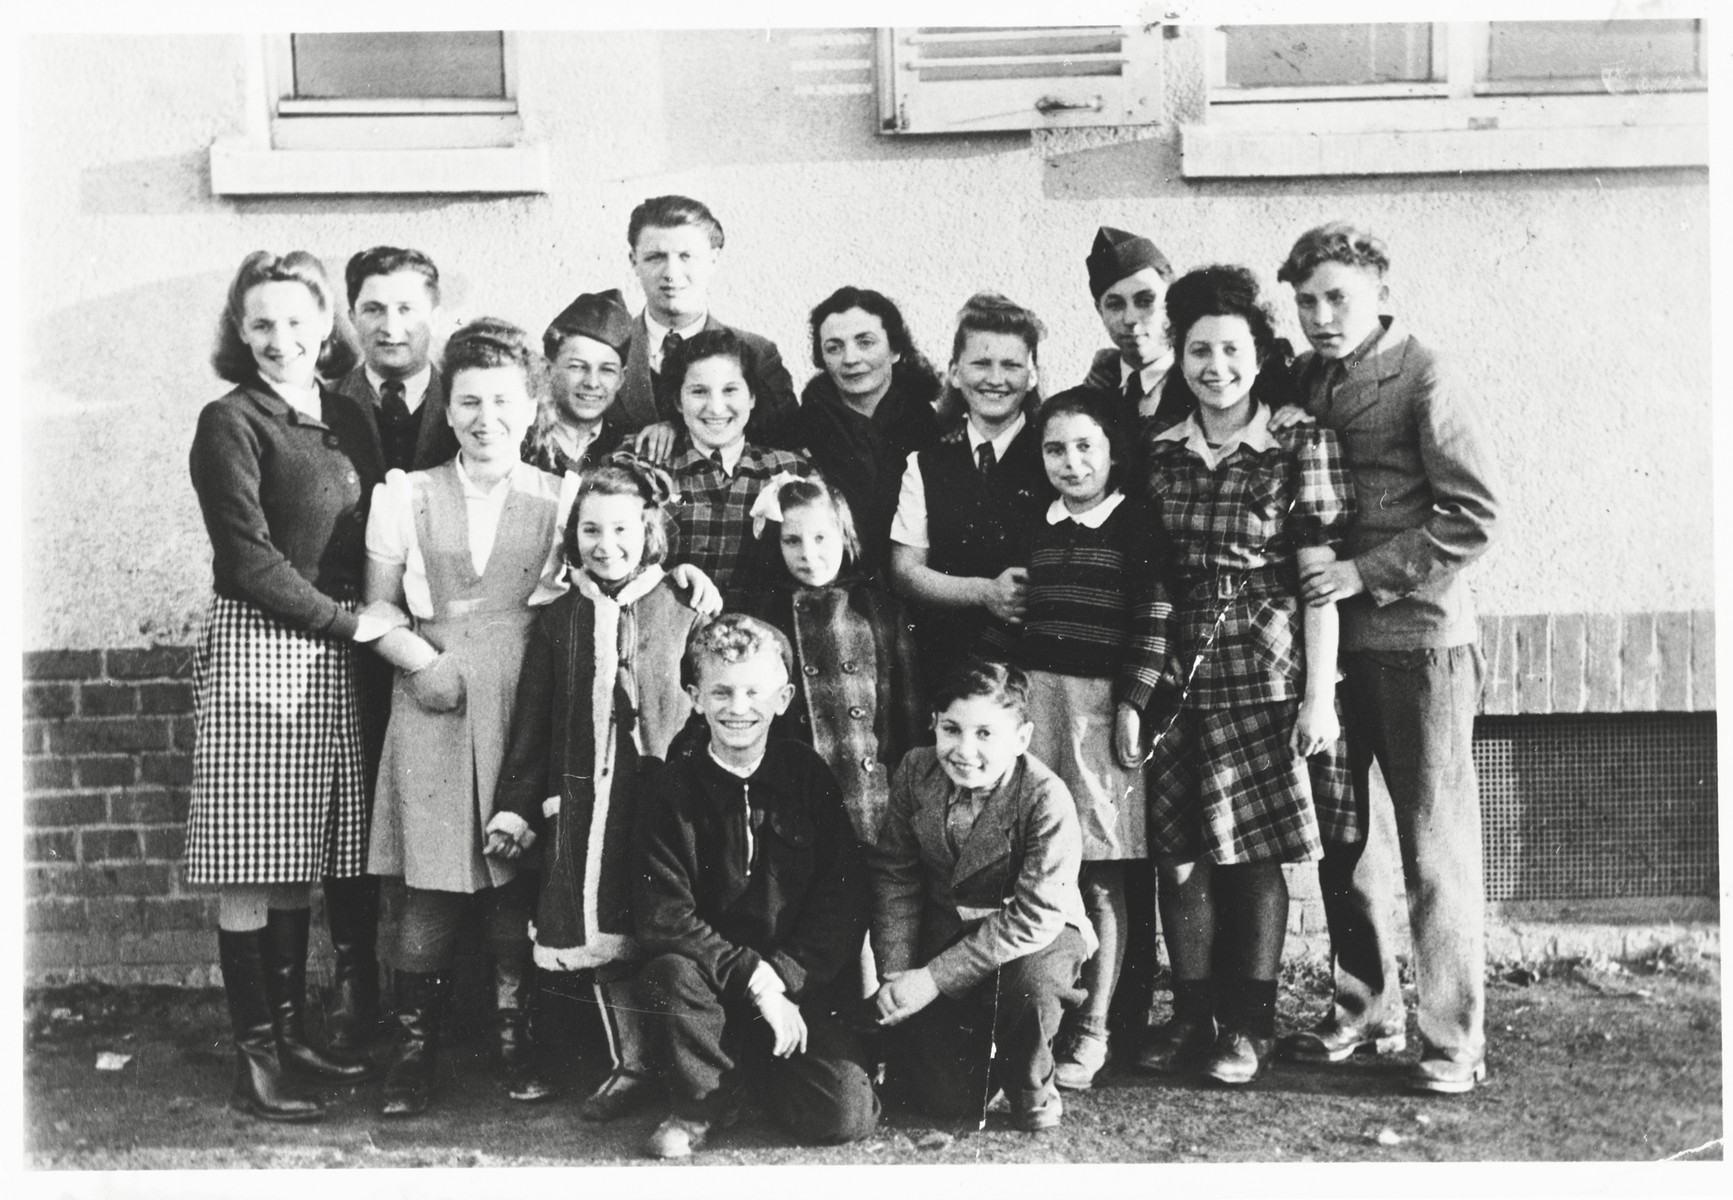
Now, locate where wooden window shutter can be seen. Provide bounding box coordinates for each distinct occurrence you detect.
[878,25,1161,134]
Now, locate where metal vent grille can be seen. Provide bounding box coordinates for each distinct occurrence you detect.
[1475,714,1718,901]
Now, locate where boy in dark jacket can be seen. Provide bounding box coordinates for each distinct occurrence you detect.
[634,614,879,1158]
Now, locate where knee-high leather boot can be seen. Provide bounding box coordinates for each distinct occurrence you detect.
[321,873,380,1059]
[218,928,324,1122]
[381,969,449,1116]
[495,952,559,1102]
[262,908,376,1082]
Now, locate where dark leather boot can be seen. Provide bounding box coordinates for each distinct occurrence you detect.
[262,908,376,1082]
[321,874,381,1060]
[495,954,558,1103]
[580,975,658,1121]
[218,928,324,1122]
[381,970,448,1116]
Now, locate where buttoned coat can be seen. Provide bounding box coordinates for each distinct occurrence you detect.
[614,312,800,450]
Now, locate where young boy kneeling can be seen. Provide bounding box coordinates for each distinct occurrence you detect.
[634,614,879,1158]
[871,660,1096,1131]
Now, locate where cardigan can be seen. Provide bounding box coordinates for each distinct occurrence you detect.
[188,382,384,639]
[871,747,1096,998]
[333,363,459,473]
[614,312,801,451]
[1292,317,1500,651]
[634,738,869,1004]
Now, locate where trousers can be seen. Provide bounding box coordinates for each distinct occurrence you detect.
[1318,645,1486,1062]
[389,875,535,973]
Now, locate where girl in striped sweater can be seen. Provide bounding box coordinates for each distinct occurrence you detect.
[1018,385,1174,1090]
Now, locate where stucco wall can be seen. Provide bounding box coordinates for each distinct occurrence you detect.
[22,28,1712,650]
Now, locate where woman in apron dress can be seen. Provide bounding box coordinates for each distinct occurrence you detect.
[187,250,407,1122]
[362,318,577,1115]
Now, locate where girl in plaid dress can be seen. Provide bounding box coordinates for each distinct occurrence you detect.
[187,250,406,1122]
[1138,266,1356,1086]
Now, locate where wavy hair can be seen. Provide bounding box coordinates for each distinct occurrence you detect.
[565,451,679,572]
[937,291,1045,426]
[1164,265,1296,413]
[807,285,942,401]
[438,317,549,413]
[210,250,357,386]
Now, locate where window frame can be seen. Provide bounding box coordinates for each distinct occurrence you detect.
[1182,20,1708,178]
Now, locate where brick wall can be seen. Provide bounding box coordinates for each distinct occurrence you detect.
[19,608,1718,984]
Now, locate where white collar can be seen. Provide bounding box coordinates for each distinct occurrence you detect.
[1152,404,1280,470]
[692,437,747,476]
[365,363,433,411]
[965,411,1026,460]
[265,378,323,421]
[647,310,708,359]
[1045,490,1126,528]
[454,453,519,498]
[708,745,764,779]
[1119,353,1172,390]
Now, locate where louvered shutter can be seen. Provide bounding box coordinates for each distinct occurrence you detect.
[877,26,1161,134]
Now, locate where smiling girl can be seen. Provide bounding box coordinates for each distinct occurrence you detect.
[1138,267,1356,1086]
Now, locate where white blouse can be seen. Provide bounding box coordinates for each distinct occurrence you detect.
[365,458,579,619]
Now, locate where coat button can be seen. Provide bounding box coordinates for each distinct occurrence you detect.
[860,757,875,771]
[322,432,342,449]
[848,705,867,719]
[803,665,819,676]
[841,661,857,673]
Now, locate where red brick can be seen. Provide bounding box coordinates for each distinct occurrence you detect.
[1549,613,1586,715]
[80,828,143,862]
[23,758,76,791]
[144,897,216,934]
[79,683,139,716]
[23,650,103,680]
[141,826,187,861]
[106,646,196,680]
[51,716,174,755]
[26,830,77,863]
[1691,609,1715,710]
[25,792,107,827]
[137,753,193,786]
[1584,613,1622,711]
[86,898,147,934]
[1655,612,1692,711]
[138,681,196,715]
[1513,614,1551,714]
[56,863,174,897]
[27,898,87,934]
[108,788,178,825]
[23,722,47,754]
[75,755,137,787]
[23,683,76,718]
[1620,612,1658,711]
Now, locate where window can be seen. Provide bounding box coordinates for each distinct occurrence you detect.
[1183,20,1707,177]
[877,25,1161,133]
[209,33,548,196]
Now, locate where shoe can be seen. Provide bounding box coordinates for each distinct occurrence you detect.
[1203,1029,1274,1085]
[1132,1015,1218,1074]
[218,929,325,1123]
[1407,1052,1487,1095]
[380,970,448,1116]
[580,1069,658,1122]
[1054,1030,1110,1091]
[1011,1089,1064,1132]
[494,955,558,1103]
[645,1113,713,1158]
[321,874,381,1060]
[262,909,376,1083]
[1279,1015,1408,1064]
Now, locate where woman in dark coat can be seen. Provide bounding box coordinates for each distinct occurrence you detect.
[186,250,401,1122]
[793,286,943,582]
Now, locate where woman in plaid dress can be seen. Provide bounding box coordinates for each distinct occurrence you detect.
[1138,266,1356,1086]
[187,250,408,1122]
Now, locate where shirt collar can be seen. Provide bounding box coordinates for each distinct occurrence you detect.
[1120,352,1172,392]
[1151,403,1280,469]
[708,744,764,780]
[646,310,708,365]
[365,363,433,411]
[1045,489,1125,528]
[264,378,323,421]
[965,411,1025,459]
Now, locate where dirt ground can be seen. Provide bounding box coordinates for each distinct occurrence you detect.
[23,948,1723,1170]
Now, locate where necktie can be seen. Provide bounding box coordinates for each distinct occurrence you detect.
[975,441,996,480]
[379,380,413,471]
[710,448,726,478]
[1124,368,1145,410]
[661,329,685,370]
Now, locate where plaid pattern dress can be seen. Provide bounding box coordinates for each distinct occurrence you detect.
[185,595,369,883]
[1141,408,1358,864]
[666,440,811,604]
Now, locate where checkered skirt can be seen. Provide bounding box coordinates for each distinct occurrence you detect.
[1145,699,1355,865]
[184,595,369,884]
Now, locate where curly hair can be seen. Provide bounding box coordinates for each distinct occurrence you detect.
[807,285,942,398]
[684,612,795,685]
[930,657,1030,722]
[1165,265,1298,413]
[438,317,548,412]
[565,452,679,571]
[1276,221,1391,285]
[210,250,357,386]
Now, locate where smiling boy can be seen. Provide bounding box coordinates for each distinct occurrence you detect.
[871,660,1095,1132]
[1276,222,1499,1095]
[633,615,878,1158]
[1082,226,1190,431]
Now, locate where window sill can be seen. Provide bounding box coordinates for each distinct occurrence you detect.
[207,136,550,196]
[1180,92,1707,178]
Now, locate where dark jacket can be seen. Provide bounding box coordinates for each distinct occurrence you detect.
[634,739,868,1004]
[333,364,459,473]
[794,371,941,582]
[188,382,384,638]
[518,411,632,476]
[615,312,800,451]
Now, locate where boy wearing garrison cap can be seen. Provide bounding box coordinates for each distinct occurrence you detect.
[1082,226,1189,431]
[522,288,636,476]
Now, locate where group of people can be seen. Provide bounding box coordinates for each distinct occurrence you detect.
[185,193,1500,1158]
